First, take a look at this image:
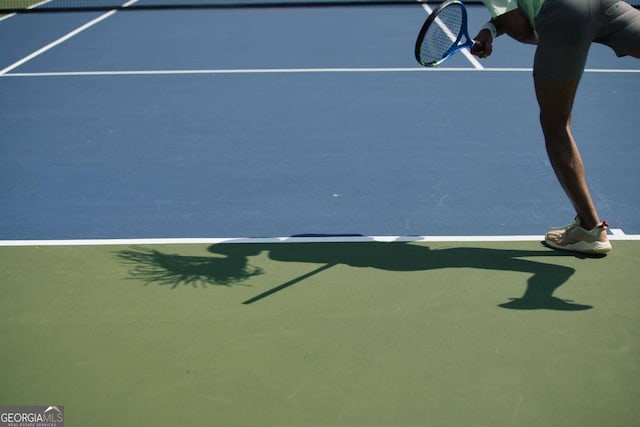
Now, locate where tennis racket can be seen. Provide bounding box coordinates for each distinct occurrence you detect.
[415,0,480,67]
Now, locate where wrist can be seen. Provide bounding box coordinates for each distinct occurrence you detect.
[481,21,497,39]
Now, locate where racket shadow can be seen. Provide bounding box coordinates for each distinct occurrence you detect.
[115,241,589,311]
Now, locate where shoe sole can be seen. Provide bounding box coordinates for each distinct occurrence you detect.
[544,239,612,255]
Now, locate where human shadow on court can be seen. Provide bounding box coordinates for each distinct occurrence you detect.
[115,241,591,311]
[116,246,264,288]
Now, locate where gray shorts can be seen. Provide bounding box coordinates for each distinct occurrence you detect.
[533,0,640,80]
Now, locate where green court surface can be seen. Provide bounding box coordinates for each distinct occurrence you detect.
[0,0,35,13]
[1,240,639,426]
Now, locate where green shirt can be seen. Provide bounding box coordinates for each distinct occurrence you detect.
[482,0,545,28]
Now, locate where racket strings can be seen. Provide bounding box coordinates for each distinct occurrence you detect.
[418,4,464,65]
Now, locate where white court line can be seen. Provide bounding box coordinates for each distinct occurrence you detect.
[0,0,52,22]
[420,3,484,70]
[0,0,140,75]
[0,12,17,22]
[2,67,639,77]
[1,231,639,246]
[0,11,117,75]
[0,67,479,77]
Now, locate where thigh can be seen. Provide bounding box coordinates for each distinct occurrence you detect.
[533,0,593,81]
[595,0,640,57]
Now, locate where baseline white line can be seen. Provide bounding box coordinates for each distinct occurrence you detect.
[1,232,639,247]
[420,3,483,70]
[2,67,638,78]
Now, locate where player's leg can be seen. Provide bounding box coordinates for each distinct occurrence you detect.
[533,78,600,230]
[595,0,640,58]
[532,0,612,254]
[533,77,611,254]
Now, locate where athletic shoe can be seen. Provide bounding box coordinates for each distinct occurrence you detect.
[544,217,612,255]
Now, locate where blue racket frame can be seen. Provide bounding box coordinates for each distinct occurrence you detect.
[415,0,474,67]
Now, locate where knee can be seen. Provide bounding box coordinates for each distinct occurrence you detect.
[539,110,571,138]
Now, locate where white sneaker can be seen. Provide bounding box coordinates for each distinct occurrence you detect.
[544,217,612,255]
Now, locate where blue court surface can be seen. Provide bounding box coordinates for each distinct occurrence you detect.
[2,4,640,427]
[1,3,639,240]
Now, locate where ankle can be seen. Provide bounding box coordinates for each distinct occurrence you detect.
[577,215,599,230]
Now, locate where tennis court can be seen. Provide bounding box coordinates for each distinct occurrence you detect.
[1,1,639,426]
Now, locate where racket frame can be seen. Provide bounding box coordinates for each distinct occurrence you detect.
[414,0,474,67]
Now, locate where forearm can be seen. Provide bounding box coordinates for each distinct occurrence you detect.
[492,10,538,45]
[472,7,538,59]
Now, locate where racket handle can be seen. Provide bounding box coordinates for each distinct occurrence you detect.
[470,40,483,54]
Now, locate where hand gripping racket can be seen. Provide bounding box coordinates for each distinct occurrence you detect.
[415,0,480,67]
